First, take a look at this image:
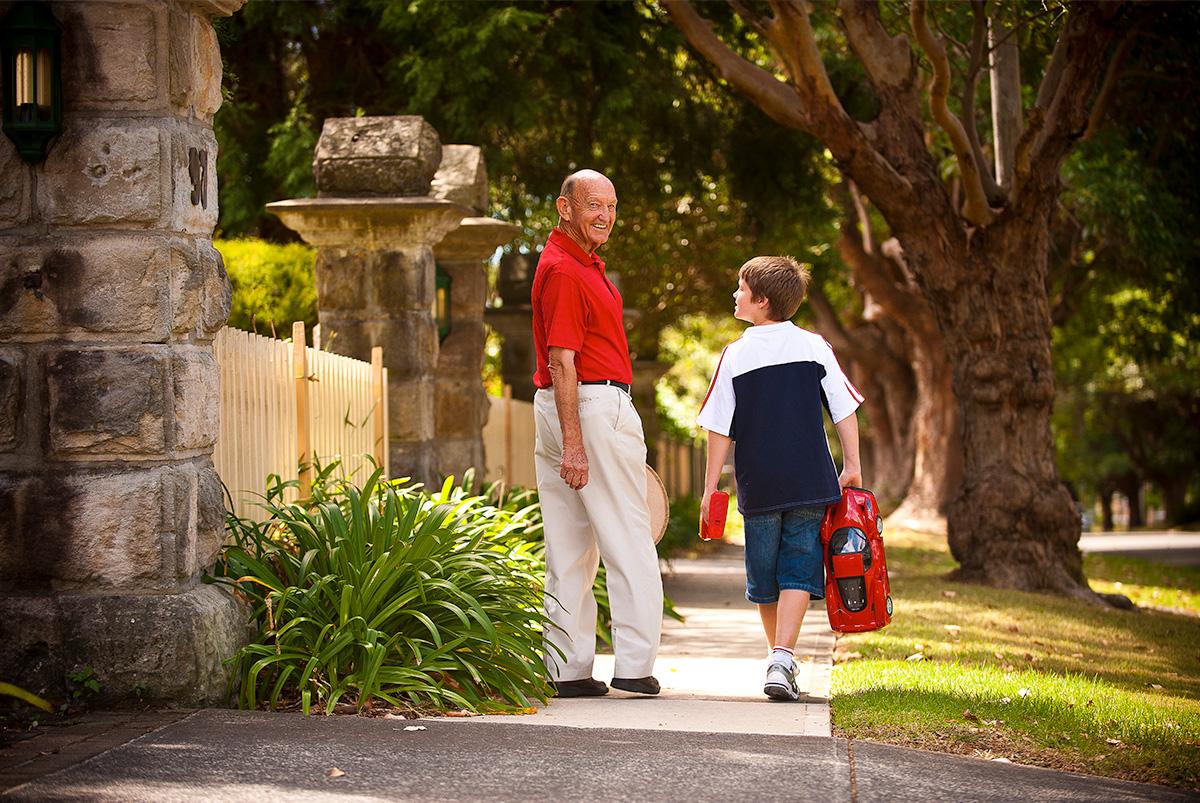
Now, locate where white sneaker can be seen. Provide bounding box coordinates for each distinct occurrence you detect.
[764,661,799,701]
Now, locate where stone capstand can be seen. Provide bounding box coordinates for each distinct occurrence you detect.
[268,117,471,487]
[0,0,248,705]
[485,251,538,402]
[431,146,519,480]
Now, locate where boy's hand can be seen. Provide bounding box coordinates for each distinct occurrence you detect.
[838,466,862,490]
[700,489,713,524]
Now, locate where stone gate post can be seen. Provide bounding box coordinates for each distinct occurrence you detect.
[0,0,247,704]
[431,146,518,480]
[267,117,470,487]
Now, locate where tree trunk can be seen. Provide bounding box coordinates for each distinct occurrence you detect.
[1098,487,1114,532]
[988,18,1023,189]
[1116,474,1144,528]
[912,215,1087,598]
[1158,477,1188,527]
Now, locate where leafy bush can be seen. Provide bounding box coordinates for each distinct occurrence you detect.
[210,468,554,714]
[214,238,317,339]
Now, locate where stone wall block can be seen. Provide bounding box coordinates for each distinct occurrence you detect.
[313,249,368,312]
[0,139,31,224]
[172,346,219,451]
[58,2,164,111]
[195,459,226,569]
[47,348,167,456]
[313,116,442,197]
[169,9,223,119]
[318,314,438,378]
[431,145,488,214]
[388,376,434,442]
[0,469,166,591]
[445,261,489,318]
[170,126,219,234]
[373,249,433,312]
[0,350,23,452]
[171,241,231,338]
[437,321,487,375]
[0,235,167,337]
[38,122,164,226]
[0,585,248,706]
[435,376,488,439]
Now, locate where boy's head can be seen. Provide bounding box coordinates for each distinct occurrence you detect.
[737,256,810,323]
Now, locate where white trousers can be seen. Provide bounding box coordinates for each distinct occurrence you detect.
[534,385,663,681]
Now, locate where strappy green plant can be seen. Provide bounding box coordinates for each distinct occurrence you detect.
[210,468,555,714]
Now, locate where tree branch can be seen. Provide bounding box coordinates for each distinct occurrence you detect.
[910,0,995,225]
[660,0,811,130]
[1016,2,1132,211]
[765,0,848,120]
[837,0,916,93]
[1083,19,1142,141]
[961,1,1006,206]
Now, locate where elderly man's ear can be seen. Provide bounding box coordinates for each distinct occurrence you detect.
[556,195,573,220]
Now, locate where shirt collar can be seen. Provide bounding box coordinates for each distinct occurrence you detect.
[743,321,794,336]
[549,227,605,272]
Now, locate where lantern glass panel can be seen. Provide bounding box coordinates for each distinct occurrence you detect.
[15,48,34,120]
[36,47,51,117]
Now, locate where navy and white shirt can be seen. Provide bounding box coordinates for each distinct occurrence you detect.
[696,321,864,516]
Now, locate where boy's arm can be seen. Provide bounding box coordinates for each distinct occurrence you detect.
[834,413,863,489]
[701,430,732,522]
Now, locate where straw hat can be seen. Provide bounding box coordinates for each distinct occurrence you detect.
[645,464,669,544]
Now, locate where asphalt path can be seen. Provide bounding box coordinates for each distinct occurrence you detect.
[1079,531,1200,566]
[4,710,1192,803]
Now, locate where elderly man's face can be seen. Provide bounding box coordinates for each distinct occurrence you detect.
[559,178,617,253]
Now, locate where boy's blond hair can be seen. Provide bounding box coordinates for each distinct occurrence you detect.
[739,256,810,321]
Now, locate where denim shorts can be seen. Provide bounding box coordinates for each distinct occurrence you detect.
[742,506,826,604]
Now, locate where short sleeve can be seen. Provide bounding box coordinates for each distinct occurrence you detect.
[818,340,864,423]
[696,346,736,437]
[540,273,588,351]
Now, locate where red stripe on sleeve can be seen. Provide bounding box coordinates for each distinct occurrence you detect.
[698,346,730,414]
[844,379,865,404]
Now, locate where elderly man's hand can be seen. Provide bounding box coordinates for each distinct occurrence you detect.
[561,442,590,490]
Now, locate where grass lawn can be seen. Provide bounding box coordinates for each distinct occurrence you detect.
[830,529,1200,791]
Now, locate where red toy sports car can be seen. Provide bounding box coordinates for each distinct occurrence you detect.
[820,486,892,633]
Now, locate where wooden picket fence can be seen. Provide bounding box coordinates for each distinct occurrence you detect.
[481,389,704,500]
[212,322,389,521]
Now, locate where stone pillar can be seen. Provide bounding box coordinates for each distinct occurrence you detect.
[267,117,470,486]
[485,251,537,402]
[0,0,247,705]
[430,146,518,480]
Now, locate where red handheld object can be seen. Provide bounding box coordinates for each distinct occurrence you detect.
[820,486,892,633]
[700,491,729,541]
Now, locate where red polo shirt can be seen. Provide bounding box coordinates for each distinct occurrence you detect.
[531,228,633,389]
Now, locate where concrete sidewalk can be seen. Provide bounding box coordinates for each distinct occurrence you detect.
[452,545,836,735]
[2,549,1191,801]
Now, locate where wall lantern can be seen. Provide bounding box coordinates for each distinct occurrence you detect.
[1,1,63,164]
[434,265,452,343]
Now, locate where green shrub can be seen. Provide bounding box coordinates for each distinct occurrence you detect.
[215,238,317,339]
[210,467,554,714]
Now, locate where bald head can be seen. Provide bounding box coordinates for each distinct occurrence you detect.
[556,169,618,255]
[560,169,614,202]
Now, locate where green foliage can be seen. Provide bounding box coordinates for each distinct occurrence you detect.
[212,468,554,714]
[65,666,102,703]
[215,238,317,339]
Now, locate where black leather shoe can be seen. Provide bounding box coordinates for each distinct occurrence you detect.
[610,676,661,695]
[553,677,609,698]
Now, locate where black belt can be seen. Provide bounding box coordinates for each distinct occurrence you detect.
[580,379,631,394]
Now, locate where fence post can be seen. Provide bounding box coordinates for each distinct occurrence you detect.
[293,321,312,498]
[371,345,386,476]
[313,323,322,351]
[503,383,514,482]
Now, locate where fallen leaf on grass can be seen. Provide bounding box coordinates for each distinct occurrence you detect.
[325,768,345,779]
[906,652,925,662]
[941,590,957,598]
[963,709,979,721]
[1070,653,1083,659]
[943,625,961,635]
[1106,738,1122,746]
[1149,684,1163,690]
[834,651,863,663]
[1018,688,1031,698]
[993,651,1005,660]
[1006,624,1020,634]
[999,697,1011,704]
[991,757,1011,763]
[444,710,478,718]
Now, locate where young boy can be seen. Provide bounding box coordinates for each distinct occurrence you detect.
[697,256,863,701]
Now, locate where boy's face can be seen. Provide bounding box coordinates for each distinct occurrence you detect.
[734,277,772,324]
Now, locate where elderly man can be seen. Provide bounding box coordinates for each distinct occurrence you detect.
[530,169,663,697]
